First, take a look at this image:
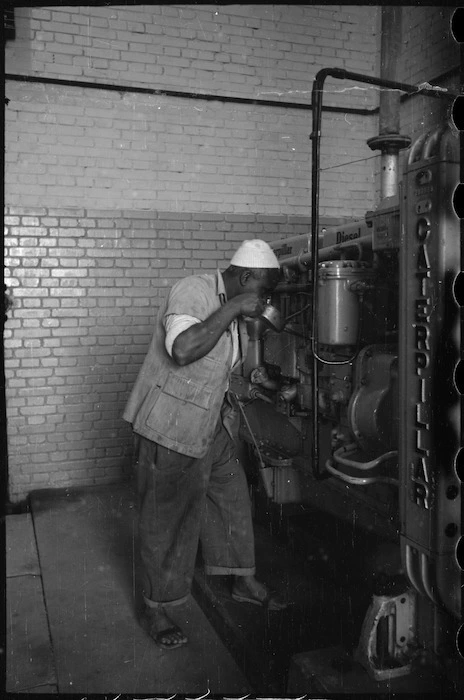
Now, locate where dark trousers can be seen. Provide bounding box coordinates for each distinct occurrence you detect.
[135,417,256,610]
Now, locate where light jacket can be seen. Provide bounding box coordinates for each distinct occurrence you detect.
[123,270,248,457]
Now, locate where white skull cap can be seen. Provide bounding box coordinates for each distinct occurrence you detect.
[230,239,280,269]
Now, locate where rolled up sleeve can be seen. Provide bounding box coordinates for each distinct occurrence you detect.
[164,314,200,357]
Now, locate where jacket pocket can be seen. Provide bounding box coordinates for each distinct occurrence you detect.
[161,371,212,409]
[143,366,220,452]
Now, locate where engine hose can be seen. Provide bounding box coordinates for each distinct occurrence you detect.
[333,444,398,471]
[325,459,399,486]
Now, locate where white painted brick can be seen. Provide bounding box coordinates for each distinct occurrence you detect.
[30,9,52,21]
[115,30,154,43]
[84,46,120,60]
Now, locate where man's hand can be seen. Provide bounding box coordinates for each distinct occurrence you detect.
[232,292,265,319]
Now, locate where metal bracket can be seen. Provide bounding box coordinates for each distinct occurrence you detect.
[354,589,417,681]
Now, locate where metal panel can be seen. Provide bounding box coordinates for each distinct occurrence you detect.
[398,126,461,619]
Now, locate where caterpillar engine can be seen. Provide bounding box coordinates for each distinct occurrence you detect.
[232,124,462,692]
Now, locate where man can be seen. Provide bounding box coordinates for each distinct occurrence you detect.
[123,238,285,650]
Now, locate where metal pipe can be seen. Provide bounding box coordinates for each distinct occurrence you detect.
[311,67,456,102]
[309,66,453,481]
[379,7,403,136]
[420,553,441,607]
[379,152,401,199]
[399,65,460,102]
[279,234,373,271]
[4,72,377,116]
[405,544,427,597]
[5,68,458,108]
[370,7,408,198]
[243,340,262,378]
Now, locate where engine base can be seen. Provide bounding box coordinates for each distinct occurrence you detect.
[287,646,454,695]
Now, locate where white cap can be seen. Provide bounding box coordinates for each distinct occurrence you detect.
[230,239,280,269]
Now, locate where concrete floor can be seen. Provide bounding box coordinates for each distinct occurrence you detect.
[6,482,456,695]
[6,484,251,695]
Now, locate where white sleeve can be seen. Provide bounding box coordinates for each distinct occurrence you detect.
[164,314,201,357]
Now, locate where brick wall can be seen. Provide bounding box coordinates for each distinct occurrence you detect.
[5,4,380,218]
[3,4,458,500]
[393,6,460,191]
[4,207,342,500]
[399,7,459,146]
[5,81,377,218]
[6,4,379,105]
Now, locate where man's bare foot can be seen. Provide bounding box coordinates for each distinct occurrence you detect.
[232,575,288,610]
[141,607,188,649]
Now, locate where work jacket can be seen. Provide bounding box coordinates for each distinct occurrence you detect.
[123,270,248,458]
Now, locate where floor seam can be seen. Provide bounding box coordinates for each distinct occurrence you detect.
[30,506,59,691]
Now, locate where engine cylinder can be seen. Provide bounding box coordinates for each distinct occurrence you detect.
[317,260,374,346]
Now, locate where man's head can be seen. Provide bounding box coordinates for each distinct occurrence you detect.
[225,239,281,300]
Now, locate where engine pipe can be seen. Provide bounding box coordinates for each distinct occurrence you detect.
[309,67,454,480]
[332,444,398,470]
[366,8,411,199]
[325,460,399,486]
[276,233,372,271]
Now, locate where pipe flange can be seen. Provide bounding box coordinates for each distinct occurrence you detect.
[367,134,412,154]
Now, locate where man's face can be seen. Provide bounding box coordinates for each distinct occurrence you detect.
[243,268,280,302]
